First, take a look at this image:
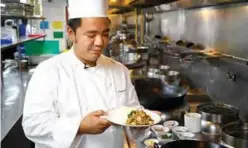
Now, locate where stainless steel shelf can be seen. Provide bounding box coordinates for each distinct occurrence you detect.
[1,35,46,52]
[1,14,46,19]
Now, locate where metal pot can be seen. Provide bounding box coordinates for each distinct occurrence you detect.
[222,121,248,148]
[161,70,180,85]
[160,65,170,71]
[197,103,240,135]
[147,68,160,78]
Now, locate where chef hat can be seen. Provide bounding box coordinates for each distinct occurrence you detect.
[68,0,109,19]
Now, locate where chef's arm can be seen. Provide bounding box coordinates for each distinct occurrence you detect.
[22,64,81,148]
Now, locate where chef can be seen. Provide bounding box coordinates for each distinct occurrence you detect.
[22,0,142,148]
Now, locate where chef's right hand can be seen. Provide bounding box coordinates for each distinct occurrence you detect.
[78,110,111,135]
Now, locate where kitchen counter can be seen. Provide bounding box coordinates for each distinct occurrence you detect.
[1,67,31,141]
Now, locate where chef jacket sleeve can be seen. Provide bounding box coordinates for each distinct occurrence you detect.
[123,66,142,108]
[22,63,81,148]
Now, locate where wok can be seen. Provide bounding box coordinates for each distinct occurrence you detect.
[155,140,228,148]
[133,78,188,110]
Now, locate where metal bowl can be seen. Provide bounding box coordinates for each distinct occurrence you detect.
[201,120,221,135]
[162,70,180,83]
[147,72,160,78]
[147,68,161,78]
[160,65,170,71]
[148,67,160,73]
[124,126,151,142]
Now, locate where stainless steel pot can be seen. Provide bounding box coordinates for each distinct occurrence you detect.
[147,68,160,78]
[222,121,248,148]
[160,65,170,71]
[161,70,180,85]
[197,103,240,135]
[167,71,180,81]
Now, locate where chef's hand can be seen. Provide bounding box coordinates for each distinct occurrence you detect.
[78,110,112,135]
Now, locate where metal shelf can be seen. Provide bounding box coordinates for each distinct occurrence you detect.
[1,34,46,52]
[1,14,46,19]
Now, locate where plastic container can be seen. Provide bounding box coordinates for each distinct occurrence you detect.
[19,24,26,37]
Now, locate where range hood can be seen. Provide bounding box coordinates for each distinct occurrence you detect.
[143,0,248,13]
[128,0,178,8]
[108,0,178,14]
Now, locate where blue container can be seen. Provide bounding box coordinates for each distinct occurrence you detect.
[1,39,12,45]
[19,24,26,37]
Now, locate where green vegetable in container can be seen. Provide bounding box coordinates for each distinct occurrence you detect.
[162,133,173,139]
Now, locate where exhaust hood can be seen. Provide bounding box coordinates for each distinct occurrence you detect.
[108,0,178,14]
[128,0,178,8]
[142,0,248,13]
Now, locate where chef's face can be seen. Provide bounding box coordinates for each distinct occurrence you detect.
[67,17,110,62]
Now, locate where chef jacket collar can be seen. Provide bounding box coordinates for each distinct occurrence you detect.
[69,46,103,70]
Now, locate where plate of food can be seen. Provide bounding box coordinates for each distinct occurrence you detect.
[106,106,161,127]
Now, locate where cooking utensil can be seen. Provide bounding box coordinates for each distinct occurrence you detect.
[197,103,239,135]
[222,121,248,148]
[155,140,228,148]
[147,67,161,78]
[135,78,188,109]
[164,70,180,83]
[197,103,239,124]
[160,65,170,71]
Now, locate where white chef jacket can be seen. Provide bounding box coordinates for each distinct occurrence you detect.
[22,48,141,148]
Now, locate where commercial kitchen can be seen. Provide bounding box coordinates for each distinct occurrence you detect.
[1,0,248,148]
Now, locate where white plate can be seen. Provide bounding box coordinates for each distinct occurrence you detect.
[105,106,161,127]
[178,132,195,138]
[163,120,179,129]
[151,125,170,136]
[144,139,159,147]
[172,126,188,133]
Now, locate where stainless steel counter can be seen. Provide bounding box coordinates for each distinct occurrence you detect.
[1,67,31,141]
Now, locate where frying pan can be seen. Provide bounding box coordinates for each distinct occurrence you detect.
[155,140,228,148]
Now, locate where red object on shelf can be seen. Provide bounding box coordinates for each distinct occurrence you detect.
[28,34,45,38]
